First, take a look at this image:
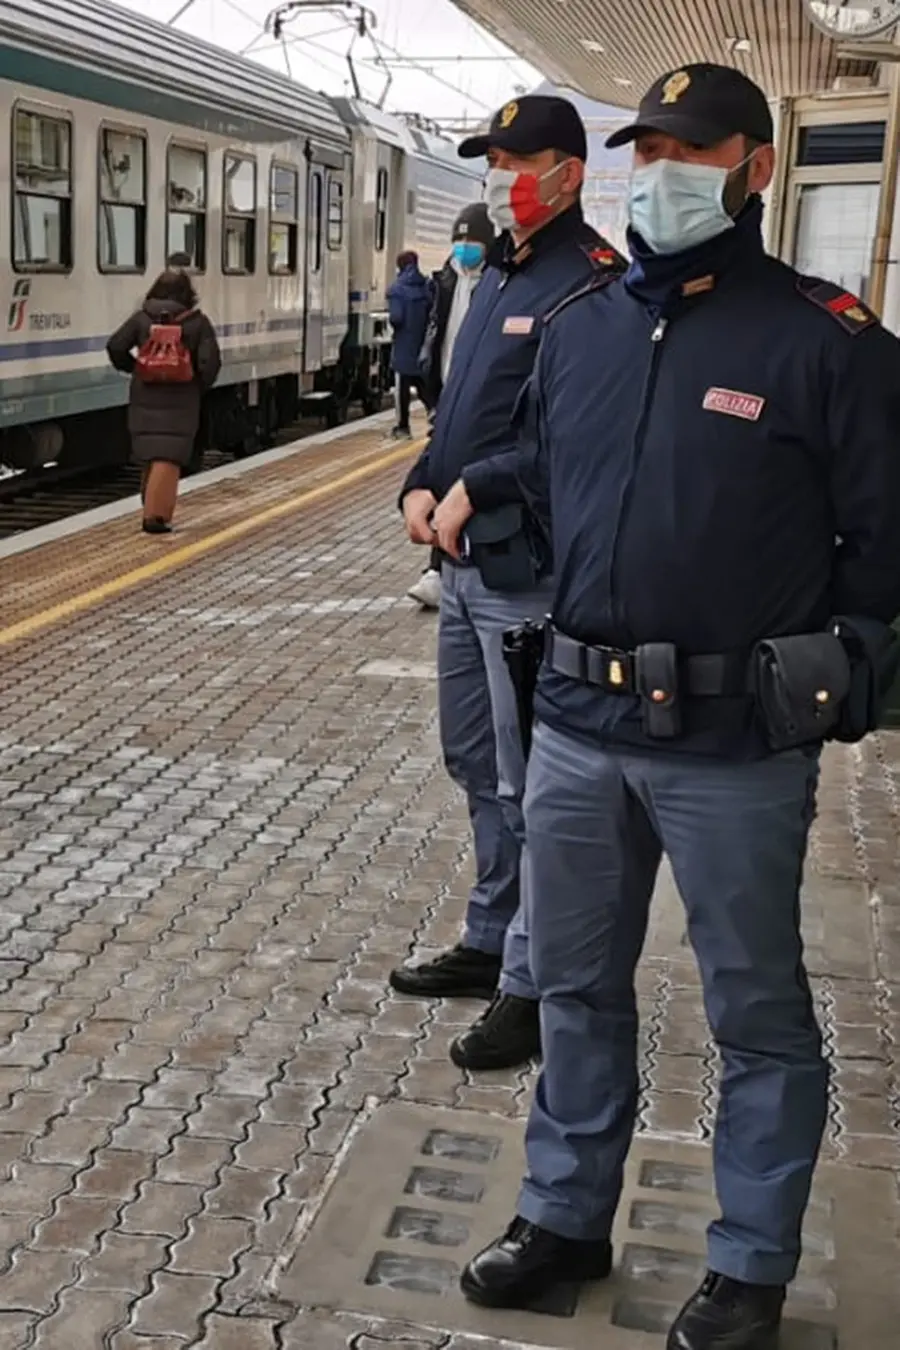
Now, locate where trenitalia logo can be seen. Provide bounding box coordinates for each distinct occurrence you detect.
[7,280,30,333]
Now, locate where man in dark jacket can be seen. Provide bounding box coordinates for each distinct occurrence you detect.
[435,66,900,1349]
[390,94,625,1074]
[387,251,432,439]
[408,203,496,611]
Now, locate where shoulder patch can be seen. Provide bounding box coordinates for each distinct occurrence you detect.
[797,276,878,335]
[544,271,621,325]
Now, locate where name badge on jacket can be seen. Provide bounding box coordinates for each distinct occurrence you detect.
[702,387,766,422]
[503,316,535,336]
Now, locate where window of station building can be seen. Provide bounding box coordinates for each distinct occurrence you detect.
[167,143,207,270]
[309,169,323,273]
[223,153,257,275]
[13,107,73,271]
[797,121,886,167]
[269,163,299,275]
[375,166,389,252]
[98,127,147,272]
[327,175,344,250]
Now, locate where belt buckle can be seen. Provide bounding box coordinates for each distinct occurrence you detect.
[606,655,627,690]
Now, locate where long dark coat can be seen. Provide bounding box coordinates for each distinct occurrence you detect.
[107,299,221,468]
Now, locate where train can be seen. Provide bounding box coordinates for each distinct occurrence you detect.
[0,0,484,472]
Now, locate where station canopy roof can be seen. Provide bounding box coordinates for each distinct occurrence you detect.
[452,0,879,107]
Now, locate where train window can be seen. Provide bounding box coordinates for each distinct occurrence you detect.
[13,108,72,272]
[167,143,207,271]
[269,163,298,275]
[309,169,323,273]
[98,128,147,273]
[223,153,257,275]
[375,166,389,252]
[327,177,344,250]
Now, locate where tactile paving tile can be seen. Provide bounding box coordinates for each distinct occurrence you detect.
[272,1101,899,1349]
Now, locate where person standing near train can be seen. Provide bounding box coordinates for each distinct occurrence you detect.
[408,203,497,611]
[107,268,221,534]
[388,250,433,439]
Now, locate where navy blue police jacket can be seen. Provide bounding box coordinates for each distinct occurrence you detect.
[400,205,624,504]
[462,198,900,759]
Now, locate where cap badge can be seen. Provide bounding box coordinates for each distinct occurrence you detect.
[661,70,691,105]
[499,101,519,128]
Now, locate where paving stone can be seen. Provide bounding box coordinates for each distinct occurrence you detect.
[118,1181,205,1239]
[79,1232,169,1294]
[32,1195,121,1254]
[128,1271,221,1339]
[0,1250,79,1312]
[169,1214,253,1276]
[29,1288,132,1349]
[192,1313,279,1349]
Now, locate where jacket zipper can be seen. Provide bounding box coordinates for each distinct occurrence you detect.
[606,315,669,633]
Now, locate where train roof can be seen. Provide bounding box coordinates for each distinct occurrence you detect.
[0,0,350,149]
[332,98,482,179]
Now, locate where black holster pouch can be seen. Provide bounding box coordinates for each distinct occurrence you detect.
[635,643,682,739]
[753,633,850,751]
[464,505,540,593]
[501,620,545,756]
[830,615,900,743]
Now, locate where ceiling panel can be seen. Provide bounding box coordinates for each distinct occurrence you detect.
[452,0,876,107]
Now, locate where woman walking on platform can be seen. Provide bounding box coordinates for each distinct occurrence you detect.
[107,269,221,534]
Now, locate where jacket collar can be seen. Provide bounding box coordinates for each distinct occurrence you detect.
[488,203,587,274]
[624,196,766,312]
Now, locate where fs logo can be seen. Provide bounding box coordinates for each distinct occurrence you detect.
[7,279,31,332]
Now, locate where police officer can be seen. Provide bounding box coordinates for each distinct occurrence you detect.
[392,94,624,1073]
[434,65,900,1348]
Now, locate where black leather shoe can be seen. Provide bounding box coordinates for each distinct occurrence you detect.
[142,517,172,535]
[389,945,500,999]
[461,1217,612,1309]
[450,993,540,1070]
[667,1272,785,1349]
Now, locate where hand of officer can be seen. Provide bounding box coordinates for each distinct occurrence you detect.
[433,480,474,560]
[403,489,437,545]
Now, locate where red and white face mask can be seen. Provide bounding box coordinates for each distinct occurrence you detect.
[484,161,570,234]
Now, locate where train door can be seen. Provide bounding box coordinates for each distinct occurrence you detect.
[302,153,325,373]
[322,157,350,368]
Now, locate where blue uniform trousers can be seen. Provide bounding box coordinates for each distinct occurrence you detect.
[517,720,829,1286]
[438,564,553,999]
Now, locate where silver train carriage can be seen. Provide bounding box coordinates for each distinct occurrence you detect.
[0,0,483,473]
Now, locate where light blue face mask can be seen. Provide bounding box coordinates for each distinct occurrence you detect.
[628,156,750,256]
[452,240,486,272]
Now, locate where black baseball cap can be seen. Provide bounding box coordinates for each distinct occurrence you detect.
[606,63,773,150]
[459,94,588,162]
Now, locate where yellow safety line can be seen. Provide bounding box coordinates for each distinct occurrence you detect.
[0,438,424,648]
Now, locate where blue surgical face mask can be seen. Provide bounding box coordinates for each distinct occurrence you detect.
[452,240,486,272]
[628,155,752,256]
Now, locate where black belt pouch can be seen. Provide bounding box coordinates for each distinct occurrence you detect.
[831,615,900,742]
[635,643,682,738]
[465,505,538,593]
[753,634,850,751]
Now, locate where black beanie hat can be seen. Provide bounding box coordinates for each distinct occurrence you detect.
[451,202,495,249]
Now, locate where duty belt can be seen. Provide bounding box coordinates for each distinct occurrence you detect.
[545,626,750,698]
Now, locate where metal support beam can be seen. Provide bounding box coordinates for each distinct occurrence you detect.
[869,65,900,315]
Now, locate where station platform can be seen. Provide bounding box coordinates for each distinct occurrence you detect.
[0,414,896,1349]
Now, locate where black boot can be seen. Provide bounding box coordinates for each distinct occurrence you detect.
[388,944,500,999]
[450,993,540,1070]
[142,517,172,535]
[460,1216,612,1309]
[667,1272,785,1349]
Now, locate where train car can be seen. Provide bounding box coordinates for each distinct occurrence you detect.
[0,0,485,473]
[330,99,482,415]
[0,0,352,471]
